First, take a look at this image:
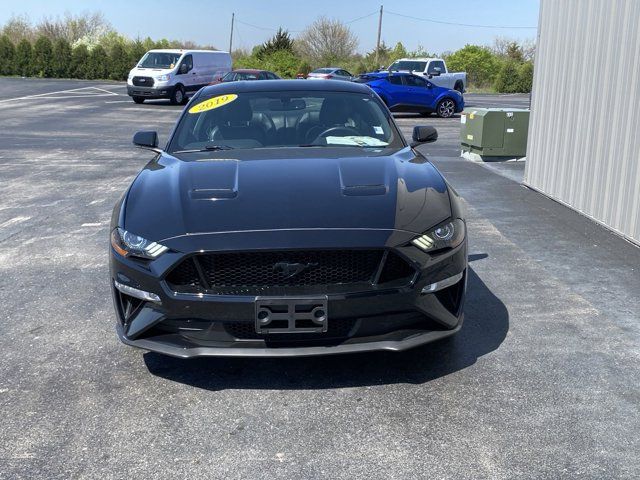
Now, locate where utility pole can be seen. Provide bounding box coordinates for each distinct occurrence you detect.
[229,13,235,53]
[375,5,383,67]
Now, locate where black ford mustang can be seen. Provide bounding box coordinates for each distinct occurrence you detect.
[110,80,467,358]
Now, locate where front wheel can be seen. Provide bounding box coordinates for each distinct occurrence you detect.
[436,98,456,118]
[170,85,185,105]
[132,96,145,104]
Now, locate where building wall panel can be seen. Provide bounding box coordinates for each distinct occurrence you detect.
[525,0,640,244]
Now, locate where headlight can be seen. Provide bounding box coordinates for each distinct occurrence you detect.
[155,74,170,82]
[411,219,465,252]
[110,228,168,259]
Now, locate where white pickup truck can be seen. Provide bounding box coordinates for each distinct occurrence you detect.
[386,58,467,93]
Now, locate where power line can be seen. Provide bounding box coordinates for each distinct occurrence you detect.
[385,10,537,29]
[234,11,378,34]
[235,19,292,32]
[345,11,379,25]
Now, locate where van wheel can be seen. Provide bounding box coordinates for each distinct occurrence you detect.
[132,96,145,104]
[170,85,185,105]
[436,98,456,118]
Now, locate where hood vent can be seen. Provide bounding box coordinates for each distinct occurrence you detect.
[189,188,237,200]
[342,184,388,196]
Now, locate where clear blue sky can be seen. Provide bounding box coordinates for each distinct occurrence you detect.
[1,0,540,54]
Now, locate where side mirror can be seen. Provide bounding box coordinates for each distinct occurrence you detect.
[133,131,160,151]
[411,126,438,146]
[179,63,188,74]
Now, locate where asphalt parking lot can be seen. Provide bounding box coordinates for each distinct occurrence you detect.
[1,78,639,479]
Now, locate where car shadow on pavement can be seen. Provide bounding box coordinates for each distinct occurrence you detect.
[144,261,508,390]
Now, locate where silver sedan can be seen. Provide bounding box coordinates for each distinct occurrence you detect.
[306,67,354,81]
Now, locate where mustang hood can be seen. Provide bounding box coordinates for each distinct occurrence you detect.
[123,148,451,243]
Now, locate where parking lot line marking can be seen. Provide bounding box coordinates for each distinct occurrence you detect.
[104,100,135,104]
[90,87,120,96]
[81,223,103,227]
[0,87,118,104]
[0,216,31,229]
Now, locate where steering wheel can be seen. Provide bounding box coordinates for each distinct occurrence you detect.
[310,126,361,144]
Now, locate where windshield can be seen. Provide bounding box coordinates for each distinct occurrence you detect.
[223,72,260,81]
[389,60,427,72]
[138,52,182,69]
[311,68,334,74]
[168,91,403,153]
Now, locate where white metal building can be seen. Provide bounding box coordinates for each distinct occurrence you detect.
[525,0,640,245]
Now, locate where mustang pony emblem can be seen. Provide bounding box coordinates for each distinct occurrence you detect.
[273,262,318,279]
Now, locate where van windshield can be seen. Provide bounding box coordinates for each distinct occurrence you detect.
[138,52,182,69]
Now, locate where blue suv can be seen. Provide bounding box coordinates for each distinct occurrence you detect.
[356,72,464,118]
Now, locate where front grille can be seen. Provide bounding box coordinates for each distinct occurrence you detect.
[132,76,154,87]
[165,249,416,295]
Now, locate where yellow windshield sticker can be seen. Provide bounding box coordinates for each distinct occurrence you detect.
[188,94,238,114]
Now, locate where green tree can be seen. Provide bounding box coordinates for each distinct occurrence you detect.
[154,38,170,49]
[257,28,294,58]
[108,42,129,80]
[0,35,15,75]
[87,45,108,79]
[505,42,524,62]
[51,38,72,77]
[15,39,32,76]
[263,49,300,78]
[389,42,408,61]
[494,60,521,93]
[70,44,89,78]
[518,61,534,93]
[32,36,53,77]
[352,60,369,75]
[446,44,499,88]
[141,36,156,52]
[235,49,300,78]
[409,45,435,58]
[297,60,312,77]
[128,39,147,68]
[364,41,391,69]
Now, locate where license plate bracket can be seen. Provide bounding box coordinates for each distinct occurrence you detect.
[255,297,328,334]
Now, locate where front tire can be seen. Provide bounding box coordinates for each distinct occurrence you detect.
[436,98,456,118]
[132,96,145,104]
[170,85,185,105]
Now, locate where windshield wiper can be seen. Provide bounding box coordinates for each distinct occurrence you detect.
[204,144,234,151]
[172,145,234,154]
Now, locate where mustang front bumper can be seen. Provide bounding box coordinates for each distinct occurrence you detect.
[110,234,467,358]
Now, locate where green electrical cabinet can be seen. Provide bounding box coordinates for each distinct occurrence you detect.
[460,108,530,157]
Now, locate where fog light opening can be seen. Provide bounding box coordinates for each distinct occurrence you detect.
[114,280,161,303]
[421,272,464,294]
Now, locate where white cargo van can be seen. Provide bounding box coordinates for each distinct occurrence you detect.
[127,49,232,104]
